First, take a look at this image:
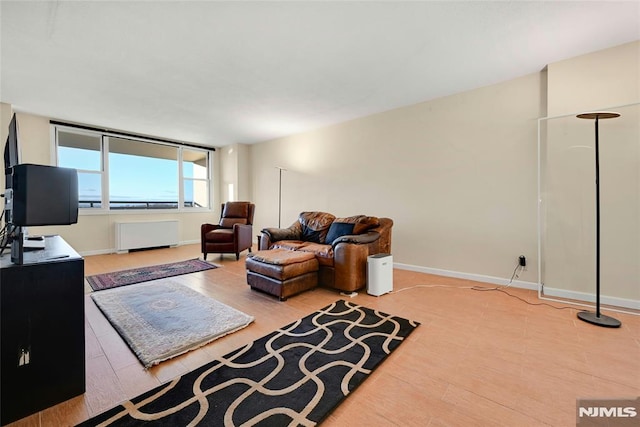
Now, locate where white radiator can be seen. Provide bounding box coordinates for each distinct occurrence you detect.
[115,220,179,252]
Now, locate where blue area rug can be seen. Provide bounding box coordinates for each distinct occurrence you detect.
[91,281,254,368]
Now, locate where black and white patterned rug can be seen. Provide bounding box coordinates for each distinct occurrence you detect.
[79,299,419,426]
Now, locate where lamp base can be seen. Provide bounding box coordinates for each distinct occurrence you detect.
[577,311,621,328]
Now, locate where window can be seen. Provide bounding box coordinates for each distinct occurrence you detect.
[108,138,179,209]
[57,130,103,208]
[182,149,209,208]
[54,125,212,211]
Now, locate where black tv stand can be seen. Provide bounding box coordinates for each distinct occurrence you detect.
[0,235,85,425]
[10,226,24,264]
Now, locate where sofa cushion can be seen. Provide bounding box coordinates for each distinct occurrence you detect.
[269,241,334,267]
[296,243,334,267]
[325,222,355,243]
[205,229,234,243]
[335,215,380,234]
[298,212,336,243]
[247,249,316,266]
[271,240,307,251]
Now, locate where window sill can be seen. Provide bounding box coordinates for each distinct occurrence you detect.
[78,207,212,216]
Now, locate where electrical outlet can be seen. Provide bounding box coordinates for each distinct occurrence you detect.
[519,255,526,267]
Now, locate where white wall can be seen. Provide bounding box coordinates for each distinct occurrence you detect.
[541,41,640,305]
[250,72,542,284]
[219,143,252,204]
[547,41,639,117]
[220,145,238,203]
[0,103,12,146]
[236,143,251,201]
[0,103,13,191]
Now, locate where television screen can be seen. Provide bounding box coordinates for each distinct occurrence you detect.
[10,164,79,226]
[4,114,20,189]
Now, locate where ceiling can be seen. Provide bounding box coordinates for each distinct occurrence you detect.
[1,1,639,148]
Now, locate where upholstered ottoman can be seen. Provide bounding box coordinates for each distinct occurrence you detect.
[246,249,319,301]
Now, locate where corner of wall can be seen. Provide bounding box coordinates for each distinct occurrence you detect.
[539,65,548,118]
[219,143,253,204]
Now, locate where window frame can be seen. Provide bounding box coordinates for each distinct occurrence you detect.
[52,124,213,214]
[180,147,211,209]
[53,126,106,210]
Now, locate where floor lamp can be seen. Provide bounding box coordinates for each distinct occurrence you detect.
[276,167,286,228]
[575,111,621,328]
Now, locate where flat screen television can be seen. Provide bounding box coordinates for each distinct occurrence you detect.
[10,163,79,226]
[4,114,20,189]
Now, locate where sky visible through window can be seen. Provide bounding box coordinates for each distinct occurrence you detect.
[59,147,194,203]
[109,153,182,202]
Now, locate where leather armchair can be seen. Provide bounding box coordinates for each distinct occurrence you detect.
[201,202,255,260]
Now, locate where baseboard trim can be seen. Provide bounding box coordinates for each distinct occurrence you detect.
[542,286,640,311]
[79,248,113,256]
[393,262,639,311]
[78,240,200,257]
[179,239,200,246]
[393,262,538,290]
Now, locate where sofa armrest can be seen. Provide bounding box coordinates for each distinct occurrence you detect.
[333,242,370,292]
[258,231,271,250]
[331,231,380,247]
[370,218,393,254]
[201,223,222,253]
[234,223,253,249]
[261,227,301,242]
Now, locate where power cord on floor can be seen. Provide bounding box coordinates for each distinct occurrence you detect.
[504,263,520,288]
[392,283,479,292]
[470,286,575,310]
[391,262,575,311]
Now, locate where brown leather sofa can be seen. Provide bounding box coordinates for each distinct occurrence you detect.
[258,212,393,292]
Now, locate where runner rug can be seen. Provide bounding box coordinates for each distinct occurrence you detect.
[91,281,254,368]
[87,259,217,291]
[79,299,419,426]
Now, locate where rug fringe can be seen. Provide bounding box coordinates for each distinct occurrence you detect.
[143,319,255,369]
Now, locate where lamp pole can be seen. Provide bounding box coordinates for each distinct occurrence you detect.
[575,111,621,328]
[276,167,286,228]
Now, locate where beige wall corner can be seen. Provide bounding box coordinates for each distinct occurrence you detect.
[547,40,640,117]
[541,40,640,303]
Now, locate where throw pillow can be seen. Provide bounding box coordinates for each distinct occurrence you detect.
[299,212,335,243]
[301,225,324,243]
[333,215,380,234]
[325,222,355,243]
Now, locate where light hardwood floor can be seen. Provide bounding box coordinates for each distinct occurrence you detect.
[8,244,640,426]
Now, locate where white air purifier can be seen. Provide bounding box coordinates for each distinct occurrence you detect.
[367,253,393,296]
